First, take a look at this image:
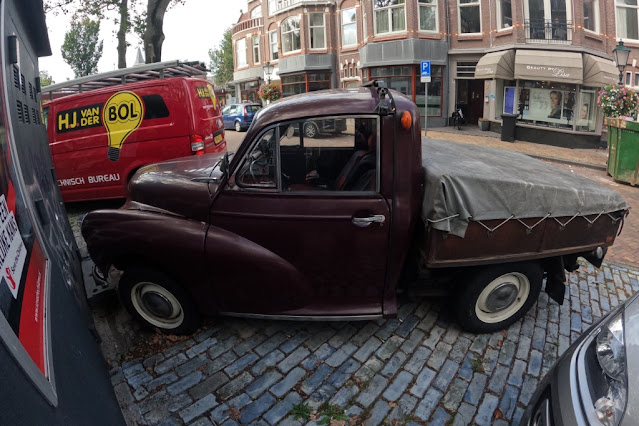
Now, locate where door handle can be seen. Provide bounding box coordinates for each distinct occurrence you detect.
[352,214,386,227]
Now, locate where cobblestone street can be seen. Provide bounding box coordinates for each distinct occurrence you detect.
[106,262,638,425]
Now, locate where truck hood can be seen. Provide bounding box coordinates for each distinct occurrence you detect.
[126,153,226,221]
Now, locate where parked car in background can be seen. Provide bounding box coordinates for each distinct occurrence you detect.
[223,103,261,132]
[44,74,226,202]
[301,118,347,138]
[521,290,638,426]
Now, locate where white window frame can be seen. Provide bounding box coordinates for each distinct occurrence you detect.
[496,0,512,31]
[252,34,261,65]
[524,0,573,33]
[282,17,301,54]
[269,30,279,61]
[374,0,406,35]
[236,38,247,68]
[616,0,639,40]
[251,6,262,19]
[418,0,439,33]
[308,12,326,50]
[341,8,358,47]
[583,0,599,33]
[458,0,482,35]
[626,71,633,87]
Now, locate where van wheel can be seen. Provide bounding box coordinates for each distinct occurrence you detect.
[118,266,199,335]
[235,120,243,132]
[455,262,543,333]
[303,122,318,138]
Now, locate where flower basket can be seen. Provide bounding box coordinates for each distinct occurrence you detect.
[597,84,639,119]
[258,82,282,103]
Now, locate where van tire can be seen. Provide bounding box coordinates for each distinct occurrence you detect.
[454,262,543,333]
[119,266,199,335]
[235,120,243,132]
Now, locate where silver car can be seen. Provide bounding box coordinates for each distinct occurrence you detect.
[521,291,639,425]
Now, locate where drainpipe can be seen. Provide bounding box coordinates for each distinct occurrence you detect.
[446,0,452,119]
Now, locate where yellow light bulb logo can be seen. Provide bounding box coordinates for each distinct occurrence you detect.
[103,91,144,162]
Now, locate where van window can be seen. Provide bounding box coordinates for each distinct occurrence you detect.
[142,94,170,119]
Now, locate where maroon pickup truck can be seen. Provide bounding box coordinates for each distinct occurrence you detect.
[81,82,629,335]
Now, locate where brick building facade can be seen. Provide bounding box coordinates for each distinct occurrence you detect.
[231,0,632,147]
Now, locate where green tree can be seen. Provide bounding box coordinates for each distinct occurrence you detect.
[61,16,104,77]
[208,27,233,86]
[39,70,55,86]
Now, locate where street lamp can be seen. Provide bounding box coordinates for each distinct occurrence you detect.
[263,61,274,83]
[613,39,631,85]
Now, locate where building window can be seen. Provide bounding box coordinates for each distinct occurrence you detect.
[250,6,262,19]
[418,0,438,32]
[268,0,277,15]
[583,0,599,32]
[497,0,512,29]
[281,73,331,97]
[617,0,639,39]
[459,0,481,34]
[309,12,326,49]
[269,30,279,61]
[342,8,357,47]
[252,35,260,64]
[282,17,301,53]
[236,38,247,68]
[374,0,406,35]
[518,81,576,130]
[626,71,633,86]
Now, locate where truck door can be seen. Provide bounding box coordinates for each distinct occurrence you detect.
[0,1,123,423]
[211,116,390,316]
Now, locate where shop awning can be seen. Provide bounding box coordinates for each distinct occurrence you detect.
[474,50,515,79]
[514,50,583,84]
[583,54,618,87]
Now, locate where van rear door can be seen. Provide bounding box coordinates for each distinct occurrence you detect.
[186,79,225,154]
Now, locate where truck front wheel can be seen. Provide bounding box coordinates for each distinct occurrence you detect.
[119,266,200,335]
[455,262,543,333]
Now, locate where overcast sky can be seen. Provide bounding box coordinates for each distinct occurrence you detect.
[40,0,247,82]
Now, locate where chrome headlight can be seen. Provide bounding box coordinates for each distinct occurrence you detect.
[578,310,627,426]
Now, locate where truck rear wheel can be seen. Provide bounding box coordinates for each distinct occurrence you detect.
[119,266,199,335]
[455,262,543,333]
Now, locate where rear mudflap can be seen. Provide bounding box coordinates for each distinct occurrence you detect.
[544,257,566,305]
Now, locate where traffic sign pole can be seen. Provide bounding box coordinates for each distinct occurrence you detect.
[420,61,431,136]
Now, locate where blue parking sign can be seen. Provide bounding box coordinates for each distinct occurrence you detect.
[421,61,431,77]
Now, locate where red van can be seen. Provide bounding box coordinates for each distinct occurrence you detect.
[44,77,226,202]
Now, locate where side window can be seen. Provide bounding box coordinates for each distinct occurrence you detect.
[280,117,378,192]
[142,94,170,119]
[236,129,277,188]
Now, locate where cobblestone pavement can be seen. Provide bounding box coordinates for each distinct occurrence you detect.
[106,262,638,426]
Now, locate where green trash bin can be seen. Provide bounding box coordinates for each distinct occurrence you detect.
[607,118,639,186]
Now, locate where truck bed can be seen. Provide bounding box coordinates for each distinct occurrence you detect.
[421,139,629,267]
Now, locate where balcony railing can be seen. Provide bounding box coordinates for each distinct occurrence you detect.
[268,0,334,15]
[524,19,572,44]
[232,17,263,35]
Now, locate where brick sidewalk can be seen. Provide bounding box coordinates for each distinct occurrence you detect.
[110,263,639,425]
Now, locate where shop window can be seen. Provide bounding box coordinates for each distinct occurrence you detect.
[281,73,331,97]
[583,0,599,33]
[342,8,357,47]
[617,0,639,40]
[282,16,301,53]
[236,38,247,68]
[269,30,279,61]
[497,0,512,30]
[418,0,438,32]
[374,0,406,35]
[577,89,596,132]
[309,13,326,49]
[252,35,260,64]
[459,0,481,34]
[517,81,577,130]
[251,6,262,19]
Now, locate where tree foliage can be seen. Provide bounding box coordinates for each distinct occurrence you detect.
[39,70,55,87]
[61,16,104,77]
[208,27,233,86]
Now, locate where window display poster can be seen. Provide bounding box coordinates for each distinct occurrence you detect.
[522,88,574,123]
[504,87,516,114]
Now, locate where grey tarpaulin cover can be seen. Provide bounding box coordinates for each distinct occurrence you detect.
[422,139,629,238]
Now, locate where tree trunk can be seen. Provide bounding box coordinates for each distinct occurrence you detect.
[144,0,172,63]
[117,0,128,68]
